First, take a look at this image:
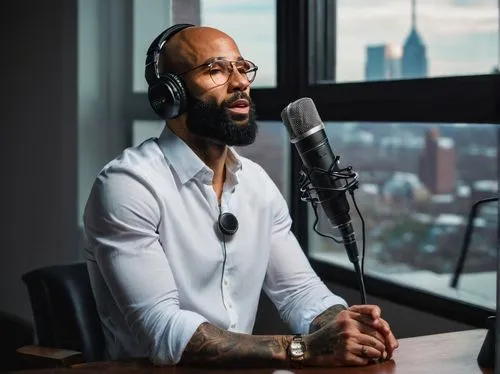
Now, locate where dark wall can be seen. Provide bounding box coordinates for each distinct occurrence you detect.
[0,1,79,321]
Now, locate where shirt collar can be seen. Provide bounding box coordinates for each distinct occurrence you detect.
[157,126,242,185]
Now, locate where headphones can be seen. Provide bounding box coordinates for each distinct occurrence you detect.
[145,23,195,119]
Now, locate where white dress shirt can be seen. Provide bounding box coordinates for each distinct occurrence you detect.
[83,126,347,365]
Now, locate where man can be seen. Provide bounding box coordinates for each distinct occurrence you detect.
[83,24,398,368]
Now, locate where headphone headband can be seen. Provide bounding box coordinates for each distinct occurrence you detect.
[145,23,194,85]
[147,23,194,55]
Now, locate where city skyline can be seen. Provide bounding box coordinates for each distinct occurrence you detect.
[365,0,429,80]
[337,0,498,81]
[200,0,498,84]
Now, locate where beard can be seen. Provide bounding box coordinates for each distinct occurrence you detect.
[185,91,258,146]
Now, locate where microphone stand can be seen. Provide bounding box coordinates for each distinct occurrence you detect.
[450,197,498,289]
[449,196,498,370]
[300,165,367,304]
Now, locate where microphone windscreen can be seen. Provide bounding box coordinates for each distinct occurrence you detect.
[280,97,324,140]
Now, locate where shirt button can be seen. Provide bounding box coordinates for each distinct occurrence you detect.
[224,279,228,286]
[228,304,232,309]
[231,324,236,328]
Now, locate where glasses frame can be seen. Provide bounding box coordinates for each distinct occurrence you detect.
[178,57,259,86]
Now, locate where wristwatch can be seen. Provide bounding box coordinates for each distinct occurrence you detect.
[288,335,306,366]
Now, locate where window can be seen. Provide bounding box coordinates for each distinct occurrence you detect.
[201,0,277,88]
[133,0,277,92]
[299,0,500,324]
[332,0,499,83]
[133,0,172,92]
[132,120,165,147]
[306,121,497,309]
[234,121,289,196]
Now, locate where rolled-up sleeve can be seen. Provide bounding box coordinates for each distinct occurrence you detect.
[83,167,207,365]
[262,185,347,334]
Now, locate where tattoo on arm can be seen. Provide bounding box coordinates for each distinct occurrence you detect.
[179,323,293,368]
[309,304,347,333]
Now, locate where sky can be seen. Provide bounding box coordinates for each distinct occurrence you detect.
[201,0,277,87]
[200,0,499,85]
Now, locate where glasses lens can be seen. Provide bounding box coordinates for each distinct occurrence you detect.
[209,61,231,85]
[235,60,257,83]
[209,60,258,85]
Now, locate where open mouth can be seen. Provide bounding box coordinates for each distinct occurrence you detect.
[227,99,250,114]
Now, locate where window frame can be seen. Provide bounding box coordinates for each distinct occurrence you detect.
[125,0,499,327]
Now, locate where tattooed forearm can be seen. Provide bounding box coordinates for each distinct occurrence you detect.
[309,304,347,333]
[179,323,293,368]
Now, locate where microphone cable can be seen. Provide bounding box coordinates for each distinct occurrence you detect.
[299,165,367,304]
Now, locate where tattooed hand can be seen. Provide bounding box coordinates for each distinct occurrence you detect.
[303,304,398,366]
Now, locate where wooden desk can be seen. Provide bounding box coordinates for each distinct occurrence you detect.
[12,329,492,373]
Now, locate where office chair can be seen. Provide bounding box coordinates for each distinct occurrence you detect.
[21,262,105,364]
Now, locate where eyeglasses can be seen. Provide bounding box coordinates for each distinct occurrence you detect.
[178,58,258,86]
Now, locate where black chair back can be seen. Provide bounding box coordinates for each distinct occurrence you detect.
[22,262,105,362]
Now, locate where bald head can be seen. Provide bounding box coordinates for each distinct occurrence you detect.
[160,26,241,75]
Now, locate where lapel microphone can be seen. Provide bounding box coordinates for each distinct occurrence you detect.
[218,212,238,236]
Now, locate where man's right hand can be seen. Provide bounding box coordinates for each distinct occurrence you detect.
[302,306,389,366]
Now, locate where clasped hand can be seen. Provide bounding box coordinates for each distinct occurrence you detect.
[303,305,399,366]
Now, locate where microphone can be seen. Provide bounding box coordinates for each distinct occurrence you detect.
[280,97,360,265]
[218,212,239,236]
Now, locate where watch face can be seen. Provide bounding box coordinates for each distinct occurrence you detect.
[290,341,304,358]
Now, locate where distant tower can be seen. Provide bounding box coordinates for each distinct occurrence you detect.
[418,128,456,194]
[402,0,428,78]
[365,44,402,81]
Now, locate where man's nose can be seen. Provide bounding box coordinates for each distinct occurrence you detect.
[228,67,250,91]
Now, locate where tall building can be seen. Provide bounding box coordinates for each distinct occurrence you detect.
[402,0,428,78]
[418,128,456,194]
[365,44,402,81]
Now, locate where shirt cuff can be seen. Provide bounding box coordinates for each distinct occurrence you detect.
[150,310,208,365]
[297,294,348,334]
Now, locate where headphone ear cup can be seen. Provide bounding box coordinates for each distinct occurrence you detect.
[163,73,188,119]
[148,73,187,119]
[148,81,167,118]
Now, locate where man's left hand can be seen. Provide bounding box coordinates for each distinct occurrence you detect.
[347,304,399,359]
